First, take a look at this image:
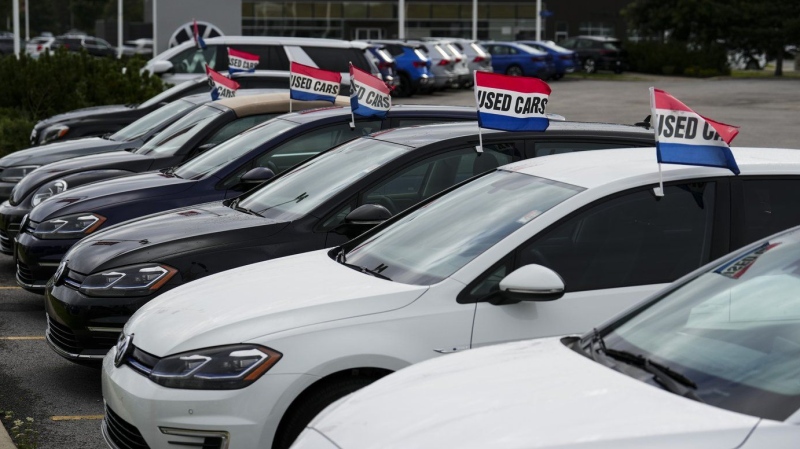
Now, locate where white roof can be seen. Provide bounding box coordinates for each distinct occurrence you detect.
[505,147,800,190]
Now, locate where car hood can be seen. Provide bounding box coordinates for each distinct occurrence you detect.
[66,202,285,273]
[12,151,154,203]
[0,137,130,169]
[126,250,428,356]
[35,104,133,128]
[29,172,194,222]
[308,338,760,449]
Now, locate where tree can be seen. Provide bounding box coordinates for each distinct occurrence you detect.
[726,0,800,76]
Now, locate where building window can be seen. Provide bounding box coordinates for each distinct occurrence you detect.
[579,22,614,37]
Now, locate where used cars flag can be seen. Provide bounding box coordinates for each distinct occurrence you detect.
[474,71,551,132]
[290,61,341,103]
[206,65,239,100]
[228,47,259,73]
[349,63,391,122]
[650,87,739,172]
[193,19,206,50]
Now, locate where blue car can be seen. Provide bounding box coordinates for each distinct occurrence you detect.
[481,41,555,80]
[364,44,399,90]
[369,40,433,97]
[519,40,577,80]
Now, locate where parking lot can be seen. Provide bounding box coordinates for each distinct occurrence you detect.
[1,75,800,448]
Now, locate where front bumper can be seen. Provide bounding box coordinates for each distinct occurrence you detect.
[15,231,79,292]
[0,200,29,255]
[102,349,307,448]
[0,182,16,203]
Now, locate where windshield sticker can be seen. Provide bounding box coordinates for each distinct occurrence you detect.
[715,241,781,279]
[516,210,542,224]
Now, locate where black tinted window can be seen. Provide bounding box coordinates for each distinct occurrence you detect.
[531,141,638,158]
[520,182,715,291]
[301,47,371,73]
[234,45,290,71]
[741,179,800,245]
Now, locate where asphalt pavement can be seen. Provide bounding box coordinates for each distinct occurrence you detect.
[0,74,798,448]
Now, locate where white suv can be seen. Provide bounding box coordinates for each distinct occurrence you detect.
[143,36,378,85]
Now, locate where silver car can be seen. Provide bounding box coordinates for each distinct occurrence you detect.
[412,40,456,91]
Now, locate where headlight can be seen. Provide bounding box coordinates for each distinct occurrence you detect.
[0,165,40,183]
[80,263,178,297]
[31,213,106,239]
[40,125,69,144]
[149,344,282,390]
[31,179,68,207]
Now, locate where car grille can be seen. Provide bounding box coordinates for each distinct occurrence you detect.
[104,405,151,449]
[0,229,11,253]
[46,315,81,354]
[16,261,35,285]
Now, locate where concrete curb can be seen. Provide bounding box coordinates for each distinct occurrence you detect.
[0,421,16,449]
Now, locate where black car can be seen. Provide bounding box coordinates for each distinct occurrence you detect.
[30,71,293,145]
[2,93,337,259]
[40,120,654,363]
[558,36,628,74]
[0,94,207,204]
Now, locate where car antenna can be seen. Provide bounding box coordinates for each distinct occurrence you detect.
[634,115,651,129]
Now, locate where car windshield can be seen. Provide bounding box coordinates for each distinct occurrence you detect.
[237,138,411,222]
[134,104,224,156]
[516,43,545,55]
[344,171,583,285]
[601,230,800,421]
[173,118,299,180]
[109,99,197,143]
[138,76,203,109]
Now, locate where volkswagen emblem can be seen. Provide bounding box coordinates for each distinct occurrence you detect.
[53,259,67,284]
[114,333,133,367]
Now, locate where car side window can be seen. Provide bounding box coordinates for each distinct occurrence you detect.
[221,121,381,190]
[394,118,471,128]
[169,45,219,74]
[577,39,593,49]
[201,114,279,149]
[530,141,639,158]
[361,143,519,215]
[235,45,290,71]
[740,179,800,245]
[519,182,716,292]
[508,46,519,55]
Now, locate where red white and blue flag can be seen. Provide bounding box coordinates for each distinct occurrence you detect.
[228,47,259,73]
[207,65,239,100]
[350,63,391,118]
[290,62,341,103]
[474,71,551,132]
[193,19,206,50]
[650,87,740,174]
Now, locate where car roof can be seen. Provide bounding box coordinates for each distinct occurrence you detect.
[372,120,653,148]
[214,92,350,116]
[276,104,478,124]
[169,36,369,52]
[507,147,800,190]
[574,35,621,42]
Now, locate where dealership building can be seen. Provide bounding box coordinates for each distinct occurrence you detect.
[146,0,632,54]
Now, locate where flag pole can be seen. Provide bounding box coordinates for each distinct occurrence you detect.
[349,62,356,129]
[474,70,483,153]
[649,86,664,197]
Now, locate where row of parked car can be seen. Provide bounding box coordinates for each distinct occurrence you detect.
[2,35,797,449]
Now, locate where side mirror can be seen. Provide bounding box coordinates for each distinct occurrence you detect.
[150,60,173,74]
[334,204,392,238]
[240,167,275,185]
[491,264,565,305]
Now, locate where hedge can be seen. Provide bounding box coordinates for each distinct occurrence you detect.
[0,50,164,156]
[625,41,731,77]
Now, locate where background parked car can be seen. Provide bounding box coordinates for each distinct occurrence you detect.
[362,43,399,90]
[295,224,800,449]
[120,38,153,57]
[411,40,456,91]
[0,31,14,54]
[450,38,493,83]
[29,71,293,145]
[25,35,56,58]
[519,40,577,79]
[559,35,628,74]
[482,41,554,79]
[422,38,470,88]
[51,34,116,58]
[367,40,433,97]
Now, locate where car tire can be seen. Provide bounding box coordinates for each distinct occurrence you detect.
[394,73,413,97]
[272,373,386,449]
[583,58,596,74]
[505,65,524,76]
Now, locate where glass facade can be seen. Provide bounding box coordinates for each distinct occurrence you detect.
[241,1,548,40]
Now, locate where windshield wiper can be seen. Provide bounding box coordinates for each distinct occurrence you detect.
[229,198,262,217]
[587,331,702,402]
[161,166,182,179]
[337,255,392,281]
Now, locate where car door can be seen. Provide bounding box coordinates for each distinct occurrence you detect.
[469,180,720,348]
[486,45,510,73]
[321,142,521,247]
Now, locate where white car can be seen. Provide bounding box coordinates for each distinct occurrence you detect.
[102,147,800,449]
[295,225,800,449]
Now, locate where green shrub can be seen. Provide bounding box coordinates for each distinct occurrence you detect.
[0,50,164,154]
[626,41,730,77]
